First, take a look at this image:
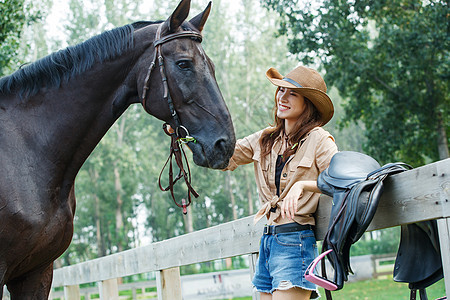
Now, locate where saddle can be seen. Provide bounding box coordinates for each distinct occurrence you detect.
[305,151,443,300]
[394,220,443,300]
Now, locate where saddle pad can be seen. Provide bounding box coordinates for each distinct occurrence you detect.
[394,221,443,289]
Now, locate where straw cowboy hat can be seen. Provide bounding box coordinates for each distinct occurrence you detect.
[266,66,334,125]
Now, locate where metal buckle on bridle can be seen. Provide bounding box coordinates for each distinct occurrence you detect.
[176,125,196,144]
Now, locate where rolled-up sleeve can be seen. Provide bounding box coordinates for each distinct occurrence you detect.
[224,130,264,171]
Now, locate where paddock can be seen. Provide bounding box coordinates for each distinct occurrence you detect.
[4,158,448,299]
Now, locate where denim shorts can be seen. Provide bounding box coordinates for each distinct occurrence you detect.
[252,227,319,298]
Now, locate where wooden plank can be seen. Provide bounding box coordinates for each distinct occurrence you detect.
[156,267,181,300]
[52,159,449,287]
[63,285,80,300]
[49,280,157,299]
[52,216,264,286]
[99,278,119,300]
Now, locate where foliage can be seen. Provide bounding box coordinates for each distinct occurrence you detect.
[0,0,42,76]
[0,0,25,76]
[59,0,160,263]
[349,228,400,256]
[262,0,449,166]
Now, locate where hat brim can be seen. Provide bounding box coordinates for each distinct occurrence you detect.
[266,67,334,125]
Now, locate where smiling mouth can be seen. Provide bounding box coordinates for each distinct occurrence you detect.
[278,103,290,111]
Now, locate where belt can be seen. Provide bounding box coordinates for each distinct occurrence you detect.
[263,223,314,235]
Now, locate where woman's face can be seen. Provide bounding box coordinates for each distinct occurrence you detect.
[276,87,306,122]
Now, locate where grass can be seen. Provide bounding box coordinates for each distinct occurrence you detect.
[52,277,446,300]
[219,277,446,300]
[317,277,446,300]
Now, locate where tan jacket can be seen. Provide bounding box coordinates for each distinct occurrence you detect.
[226,127,338,225]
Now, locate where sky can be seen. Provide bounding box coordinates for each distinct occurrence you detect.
[44,0,240,46]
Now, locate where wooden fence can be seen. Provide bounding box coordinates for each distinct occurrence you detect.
[44,255,395,299]
[17,158,449,299]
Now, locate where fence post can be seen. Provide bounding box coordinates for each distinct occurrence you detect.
[249,253,260,300]
[437,160,449,298]
[437,218,450,298]
[370,254,377,278]
[64,285,80,300]
[99,278,119,300]
[156,267,182,300]
[132,287,137,299]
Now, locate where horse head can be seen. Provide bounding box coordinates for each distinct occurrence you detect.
[136,0,235,169]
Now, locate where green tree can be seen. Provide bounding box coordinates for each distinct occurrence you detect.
[61,0,154,262]
[262,0,449,166]
[0,0,42,76]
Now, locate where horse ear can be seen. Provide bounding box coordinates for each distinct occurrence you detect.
[168,0,191,33]
[189,1,211,32]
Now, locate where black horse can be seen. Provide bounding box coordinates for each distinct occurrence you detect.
[0,0,235,298]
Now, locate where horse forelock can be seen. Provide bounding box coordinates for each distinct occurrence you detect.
[0,24,137,99]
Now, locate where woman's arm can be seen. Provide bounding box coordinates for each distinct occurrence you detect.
[223,129,265,171]
[281,180,321,220]
[281,134,338,220]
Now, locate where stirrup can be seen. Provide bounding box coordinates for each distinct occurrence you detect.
[305,249,338,291]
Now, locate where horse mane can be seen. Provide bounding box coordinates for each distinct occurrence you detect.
[0,21,158,98]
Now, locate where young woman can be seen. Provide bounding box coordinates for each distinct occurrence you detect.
[224,65,338,299]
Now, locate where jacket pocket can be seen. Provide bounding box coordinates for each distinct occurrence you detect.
[289,156,313,172]
[286,156,315,183]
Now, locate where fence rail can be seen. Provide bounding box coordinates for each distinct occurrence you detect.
[22,158,449,299]
[372,254,396,278]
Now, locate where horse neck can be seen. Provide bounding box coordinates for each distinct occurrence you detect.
[19,49,145,187]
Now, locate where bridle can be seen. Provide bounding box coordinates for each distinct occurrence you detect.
[140,23,202,214]
[141,24,202,127]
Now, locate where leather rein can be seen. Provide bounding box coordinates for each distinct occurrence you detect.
[141,24,202,214]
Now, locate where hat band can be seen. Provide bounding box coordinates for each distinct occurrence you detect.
[283,77,303,88]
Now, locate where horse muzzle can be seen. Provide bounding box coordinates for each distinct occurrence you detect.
[189,134,235,169]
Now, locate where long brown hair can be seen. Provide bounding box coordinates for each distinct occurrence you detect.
[260,89,322,160]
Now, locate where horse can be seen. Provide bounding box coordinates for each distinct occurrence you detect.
[0,0,235,298]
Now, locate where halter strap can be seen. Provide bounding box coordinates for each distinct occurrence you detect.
[153,30,202,47]
[141,24,203,131]
[140,23,202,214]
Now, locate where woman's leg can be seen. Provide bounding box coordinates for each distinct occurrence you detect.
[272,287,312,300]
[260,292,273,300]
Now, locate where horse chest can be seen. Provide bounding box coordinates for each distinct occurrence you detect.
[0,194,74,274]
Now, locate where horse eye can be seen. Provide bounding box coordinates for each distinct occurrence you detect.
[176,60,191,70]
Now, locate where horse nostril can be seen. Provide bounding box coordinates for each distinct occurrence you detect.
[214,138,228,154]
[211,137,233,169]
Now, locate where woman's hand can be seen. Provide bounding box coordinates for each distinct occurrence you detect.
[281,180,321,220]
[281,181,304,220]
